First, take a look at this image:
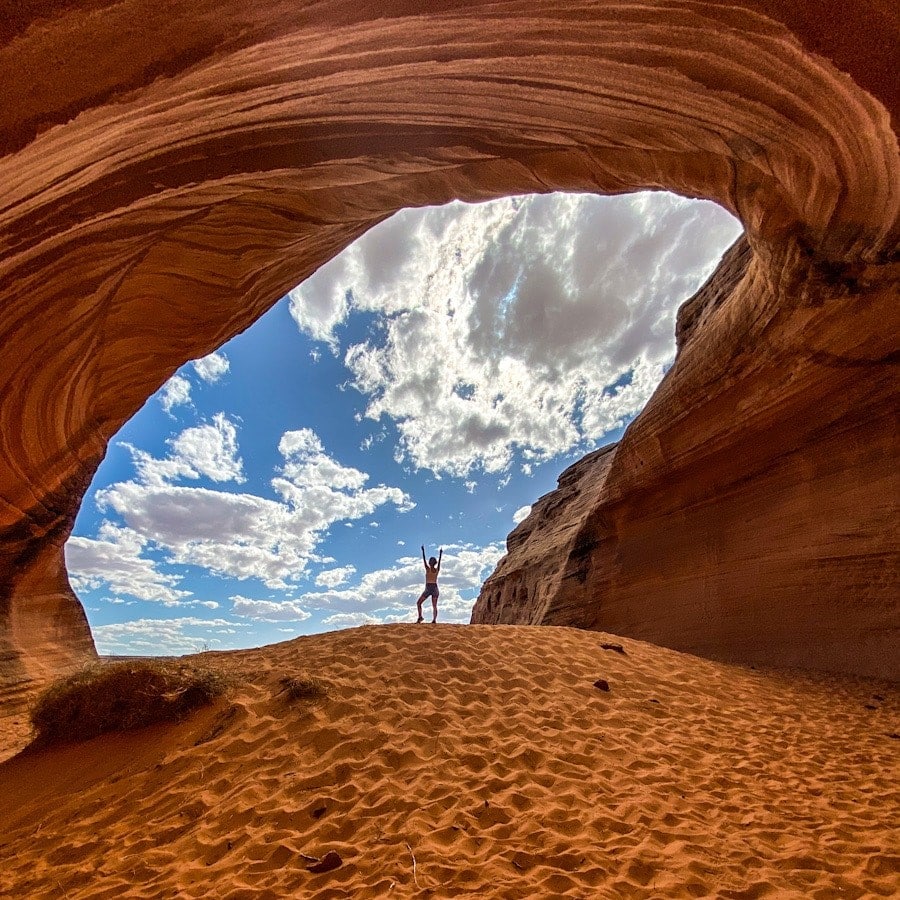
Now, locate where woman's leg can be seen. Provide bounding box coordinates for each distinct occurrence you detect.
[416,591,427,622]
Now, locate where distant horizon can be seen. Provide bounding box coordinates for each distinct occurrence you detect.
[66,191,742,655]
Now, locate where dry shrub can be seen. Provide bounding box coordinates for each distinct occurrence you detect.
[278,675,328,703]
[30,659,229,747]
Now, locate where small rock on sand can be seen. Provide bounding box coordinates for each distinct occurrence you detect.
[308,850,342,873]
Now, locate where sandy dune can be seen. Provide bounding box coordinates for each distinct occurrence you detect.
[0,624,897,898]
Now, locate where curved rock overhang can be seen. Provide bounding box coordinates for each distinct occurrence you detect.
[0,1,897,692]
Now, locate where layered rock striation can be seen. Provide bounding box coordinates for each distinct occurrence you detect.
[476,445,619,626]
[473,233,899,676]
[1,1,897,691]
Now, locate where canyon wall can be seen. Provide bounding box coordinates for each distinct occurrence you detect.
[472,236,899,677]
[0,1,897,693]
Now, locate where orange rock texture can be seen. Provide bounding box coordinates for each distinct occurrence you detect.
[472,229,899,678]
[1,1,898,691]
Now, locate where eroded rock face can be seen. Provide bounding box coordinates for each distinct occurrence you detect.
[0,1,897,691]
[473,239,899,677]
[477,446,619,626]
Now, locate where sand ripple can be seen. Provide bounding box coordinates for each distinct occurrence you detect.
[0,625,897,897]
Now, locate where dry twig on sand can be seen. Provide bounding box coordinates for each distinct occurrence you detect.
[276,675,329,703]
[405,841,420,888]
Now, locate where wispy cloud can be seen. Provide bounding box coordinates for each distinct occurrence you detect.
[92,616,250,656]
[320,612,385,629]
[158,352,230,414]
[67,522,189,606]
[127,412,245,486]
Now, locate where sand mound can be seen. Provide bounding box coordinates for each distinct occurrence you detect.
[0,625,897,898]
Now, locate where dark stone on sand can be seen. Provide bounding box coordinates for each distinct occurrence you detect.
[593,679,610,692]
[311,805,326,819]
[600,643,626,655]
[308,850,343,873]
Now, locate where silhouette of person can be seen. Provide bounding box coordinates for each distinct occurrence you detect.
[417,545,442,623]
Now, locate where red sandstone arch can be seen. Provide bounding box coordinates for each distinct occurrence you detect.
[1,1,897,694]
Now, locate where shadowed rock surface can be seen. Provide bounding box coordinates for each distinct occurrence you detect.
[472,233,899,678]
[0,0,898,692]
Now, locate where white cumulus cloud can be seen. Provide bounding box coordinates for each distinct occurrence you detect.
[512,505,532,525]
[158,353,229,416]
[321,613,384,630]
[315,565,357,588]
[158,374,192,413]
[230,596,312,622]
[192,351,230,383]
[83,423,413,592]
[288,192,741,477]
[129,412,245,487]
[66,522,189,606]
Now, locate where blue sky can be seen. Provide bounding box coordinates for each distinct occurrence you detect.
[66,192,741,655]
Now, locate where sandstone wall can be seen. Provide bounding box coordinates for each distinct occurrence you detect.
[473,241,899,677]
[477,446,619,626]
[1,1,897,692]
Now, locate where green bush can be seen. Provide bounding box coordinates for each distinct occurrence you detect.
[30,659,229,747]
